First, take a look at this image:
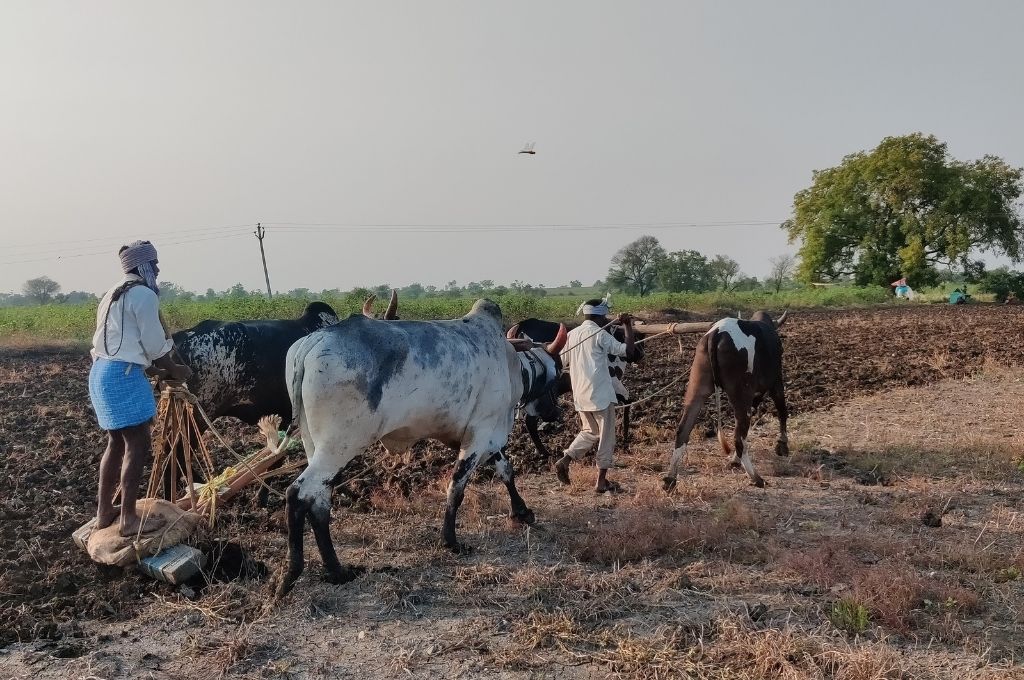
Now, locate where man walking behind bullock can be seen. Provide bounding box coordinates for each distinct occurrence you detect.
[555,297,638,493]
[88,240,191,536]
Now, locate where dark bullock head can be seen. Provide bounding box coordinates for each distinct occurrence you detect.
[299,301,340,332]
[749,309,788,329]
[510,324,567,423]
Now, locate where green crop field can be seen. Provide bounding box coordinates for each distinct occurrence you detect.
[0,287,904,341]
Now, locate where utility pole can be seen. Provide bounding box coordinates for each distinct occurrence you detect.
[254,223,272,299]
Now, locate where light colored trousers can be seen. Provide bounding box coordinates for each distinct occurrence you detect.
[564,405,616,469]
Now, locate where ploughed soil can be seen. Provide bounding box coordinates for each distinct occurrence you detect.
[2,303,1024,678]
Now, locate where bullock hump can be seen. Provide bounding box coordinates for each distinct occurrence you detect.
[467,299,503,323]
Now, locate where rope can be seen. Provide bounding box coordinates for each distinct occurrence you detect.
[634,328,675,345]
[614,372,686,409]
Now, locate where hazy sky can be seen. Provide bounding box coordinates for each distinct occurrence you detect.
[2,1,1023,295]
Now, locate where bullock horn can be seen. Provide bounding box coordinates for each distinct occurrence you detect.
[362,294,376,318]
[776,309,789,328]
[384,289,399,320]
[506,323,520,339]
[546,323,568,356]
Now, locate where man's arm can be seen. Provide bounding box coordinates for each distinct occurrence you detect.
[128,288,191,381]
[616,313,639,362]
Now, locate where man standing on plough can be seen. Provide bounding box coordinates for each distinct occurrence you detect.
[88,240,191,536]
[555,297,638,493]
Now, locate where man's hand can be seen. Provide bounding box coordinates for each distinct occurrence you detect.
[616,313,633,327]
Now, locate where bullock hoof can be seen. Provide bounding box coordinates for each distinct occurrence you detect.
[324,565,365,586]
[275,569,301,599]
[510,508,536,525]
[751,477,766,489]
[728,458,743,470]
[775,441,790,457]
[443,540,473,555]
[661,476,677,492]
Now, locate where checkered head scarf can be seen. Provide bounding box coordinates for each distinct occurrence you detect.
[119,240,159,293]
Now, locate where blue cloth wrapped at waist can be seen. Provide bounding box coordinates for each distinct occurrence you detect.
[88,358,157,431]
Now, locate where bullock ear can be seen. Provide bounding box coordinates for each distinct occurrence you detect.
[384,289,399,320]
[506,323,520,339]
[775,309,789,329]
[362,294,376,318]
[546,323,568,356]
[508,338,534,352]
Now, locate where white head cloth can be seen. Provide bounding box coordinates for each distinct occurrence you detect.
[576,293,611,317]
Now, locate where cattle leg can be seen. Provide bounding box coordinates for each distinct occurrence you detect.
[493,450,535,525]
[279,451,361,596]
[278,483,308,597]
[664,354,714,491]
[771,381,790,457]
[442,449,484,553]
[731,400,765,488]
[524,415,550,458]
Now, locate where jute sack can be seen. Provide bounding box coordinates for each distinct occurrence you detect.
[85,498,201,567]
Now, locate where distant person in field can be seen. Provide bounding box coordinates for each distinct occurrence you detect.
[88,240,191,536]
[555,297,638,493]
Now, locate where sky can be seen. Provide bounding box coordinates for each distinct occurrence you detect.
[2,1,1023,295]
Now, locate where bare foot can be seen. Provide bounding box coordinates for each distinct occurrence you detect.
[96,507,119,530]
[595,479,623,494]
[119,513,166,537]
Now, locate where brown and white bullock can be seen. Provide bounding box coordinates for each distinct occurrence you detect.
[663,310,789,491]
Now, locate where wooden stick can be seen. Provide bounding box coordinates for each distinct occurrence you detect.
[183,410,197,511]
[171,402,182,504]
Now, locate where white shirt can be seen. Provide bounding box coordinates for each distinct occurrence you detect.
[91,274,174,367]
[560,320,629,412]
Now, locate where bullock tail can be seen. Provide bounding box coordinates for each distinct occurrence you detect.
[286,335,318,453]
[716,388,731,455]
[707,327,731,456]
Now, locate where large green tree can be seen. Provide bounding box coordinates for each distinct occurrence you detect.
[22,276,60,304]
[657,250,713,292]
[783,133,1024,286]
[607,235,666,296]
[709,255,741,291]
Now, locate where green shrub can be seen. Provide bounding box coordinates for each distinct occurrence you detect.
[829,598,870,635]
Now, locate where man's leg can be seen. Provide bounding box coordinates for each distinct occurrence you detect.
[96,430,125,529]
[555,411,600,484]
[119,421,165,537]
[594,406,619,492]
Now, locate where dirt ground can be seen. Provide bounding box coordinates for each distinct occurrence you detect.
[2,303,1024,678]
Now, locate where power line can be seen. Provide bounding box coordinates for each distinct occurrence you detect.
[261,219,784,233]
[0,230,253,266]
[0,218,787,267]
[5,223,258,254]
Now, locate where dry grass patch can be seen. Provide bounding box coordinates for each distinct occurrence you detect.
[180,623,257,679]
[565,495,771,566]
[502,612,925,680]
[792,369,1024,482]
